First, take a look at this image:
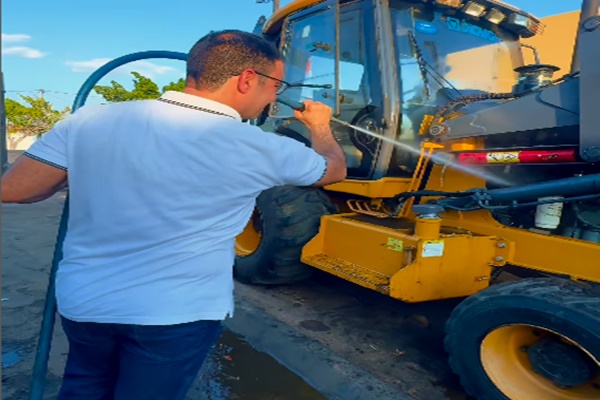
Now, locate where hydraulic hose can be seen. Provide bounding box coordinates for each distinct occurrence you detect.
[436,173,600,210]
[29,51,188,400]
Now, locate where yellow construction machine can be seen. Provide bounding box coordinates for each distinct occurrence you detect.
[234,0,600,399]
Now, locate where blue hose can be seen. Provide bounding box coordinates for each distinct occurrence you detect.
[72,51,188,110]
[28,50,188,400]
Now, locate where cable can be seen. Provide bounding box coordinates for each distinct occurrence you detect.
[43,93,72,105]
[6,89,103,98]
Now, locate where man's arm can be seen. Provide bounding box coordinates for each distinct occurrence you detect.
[293,101,346,186]
[2,155,68,203]
[307,124,346,187]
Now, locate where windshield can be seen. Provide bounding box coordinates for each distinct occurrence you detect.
[385,5,523,178]
[391,6,522,104]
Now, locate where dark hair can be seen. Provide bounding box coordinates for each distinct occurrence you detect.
[186,29,282,91]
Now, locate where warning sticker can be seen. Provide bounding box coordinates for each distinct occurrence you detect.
[486,152,519,164]
[422,240,445,258]
[386,238,404,253]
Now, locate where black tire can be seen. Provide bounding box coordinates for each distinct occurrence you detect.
[234,185,336,285]
[445,278,600,400]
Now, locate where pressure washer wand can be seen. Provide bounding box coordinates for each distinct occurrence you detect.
[276,96,397,146]
[276,96,354,129]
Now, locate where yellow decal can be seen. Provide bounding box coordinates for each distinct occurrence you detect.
[486,152,519,164]
[386,238,404,252]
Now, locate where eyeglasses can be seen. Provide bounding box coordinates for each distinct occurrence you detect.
[254,71,290,95]
[248,70,333,95]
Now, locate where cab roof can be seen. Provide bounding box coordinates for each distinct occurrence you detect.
[263,0,325,35]
[262,0,542,37]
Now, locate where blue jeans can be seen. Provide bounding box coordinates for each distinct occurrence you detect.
[57,316,223,400]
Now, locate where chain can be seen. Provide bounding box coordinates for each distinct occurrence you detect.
[157,98,235,119]
[408,31,431,100]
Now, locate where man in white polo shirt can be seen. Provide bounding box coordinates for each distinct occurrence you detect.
[2,30,346,399]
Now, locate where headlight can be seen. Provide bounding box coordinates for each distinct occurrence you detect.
[463,1,487,18]
[486,8,507,24]
[508,13,545,36]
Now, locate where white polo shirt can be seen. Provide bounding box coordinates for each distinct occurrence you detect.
[25,91,327,325]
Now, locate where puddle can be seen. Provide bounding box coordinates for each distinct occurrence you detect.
[193,330,327,400]
[2,349,22,368]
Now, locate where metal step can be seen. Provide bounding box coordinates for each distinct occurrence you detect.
[303,253,391,295]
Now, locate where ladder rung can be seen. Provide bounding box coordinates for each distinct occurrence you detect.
[303,253,391,295]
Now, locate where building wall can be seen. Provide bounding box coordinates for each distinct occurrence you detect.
[523,9,599,74]
[7,134,37,151]
[444,9,595,93]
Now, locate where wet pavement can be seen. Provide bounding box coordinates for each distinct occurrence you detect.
[2,150,471,400]
[189,330,328,400]
[225,274,470,400]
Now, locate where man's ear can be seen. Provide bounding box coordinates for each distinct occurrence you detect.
[237,69,255,94]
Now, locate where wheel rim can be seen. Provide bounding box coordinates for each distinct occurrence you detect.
[235,209,262,256]
[481,324,600,400]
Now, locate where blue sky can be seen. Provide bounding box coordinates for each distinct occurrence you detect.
[2,0,583,110]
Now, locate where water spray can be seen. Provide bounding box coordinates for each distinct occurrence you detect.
[276,97,511,187]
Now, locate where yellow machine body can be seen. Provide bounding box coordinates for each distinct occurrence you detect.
[301,211,513,302]
[301,161,600,303]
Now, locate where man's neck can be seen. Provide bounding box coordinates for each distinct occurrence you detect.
[183,87,236,110]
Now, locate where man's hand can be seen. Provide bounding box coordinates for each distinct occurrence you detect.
[293,100,332,131]
[293,100,346,186]
[2,155,67,203]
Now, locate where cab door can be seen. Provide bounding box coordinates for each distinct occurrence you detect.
[264,0,391,179]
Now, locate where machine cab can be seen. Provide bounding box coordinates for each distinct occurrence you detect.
[256,0,543,180]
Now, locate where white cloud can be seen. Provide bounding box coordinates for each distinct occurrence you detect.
[2,34,45,58]
[132,61,175,76]
[2,46,45,58]
[65,58,112,72]
[1,33,31,43]
[65,58,178,78]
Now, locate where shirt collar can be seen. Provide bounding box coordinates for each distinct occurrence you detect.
[159,91,242,121]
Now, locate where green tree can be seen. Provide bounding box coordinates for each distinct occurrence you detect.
[162,78,186,93]
[93,72,185,103]
[5,96,69,150]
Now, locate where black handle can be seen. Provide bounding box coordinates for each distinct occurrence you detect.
[277,96,305,112]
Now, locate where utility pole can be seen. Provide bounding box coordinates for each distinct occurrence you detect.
[1,72,8,173]
[256,0,280,13]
